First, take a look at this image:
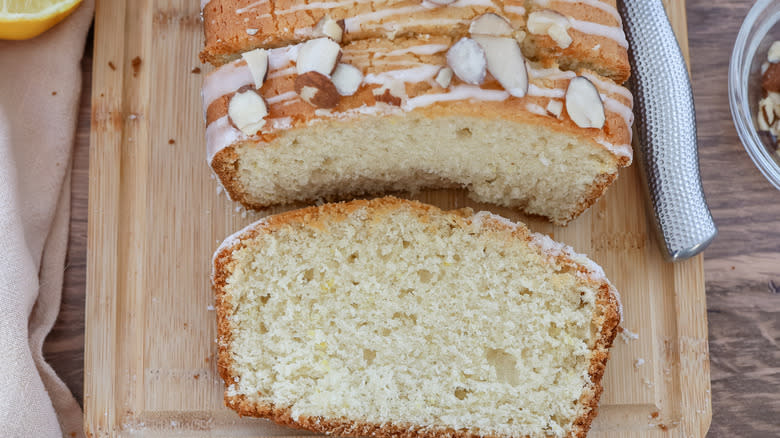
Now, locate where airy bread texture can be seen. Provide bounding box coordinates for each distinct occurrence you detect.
[213,197,621,438]
[216,113,621,225]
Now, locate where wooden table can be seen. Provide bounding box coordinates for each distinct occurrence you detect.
[43,0,780,436]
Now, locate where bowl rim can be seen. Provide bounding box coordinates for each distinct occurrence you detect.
[728,0,780,190]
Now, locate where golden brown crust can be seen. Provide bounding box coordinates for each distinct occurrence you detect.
[523,1,630,83]
[213,197,621,438]
[200,0,525,65]
[200,0,629,82]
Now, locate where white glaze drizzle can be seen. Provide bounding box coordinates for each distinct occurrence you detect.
[602,95,634,127]
[268,66,297,79]
[403,85,509,111]
[569,18,628,48]
[271,116,294,130]
[364,65,441,85]
[379,17,471,30]
[534,0,621,23]
[450,0,495,7]
[376,44,450,58]
[235,0,268,15]
[596,138,632,160]
[202,45,301,110]
[266,91,299,105]
[267,44,300,69]
[276,1,357,15]
[207,116,241,163]
[527,63,577,80]
[202,62,254,109]
[583,72,632,101]
[503,5,526,16]
[528,84,565,99]
[345,5,443,33]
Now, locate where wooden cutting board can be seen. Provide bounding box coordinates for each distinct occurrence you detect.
[84,1,711,436]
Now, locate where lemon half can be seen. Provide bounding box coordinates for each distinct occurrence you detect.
[0,0,83,40]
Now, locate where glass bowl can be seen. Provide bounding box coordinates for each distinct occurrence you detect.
[729,0,780,189]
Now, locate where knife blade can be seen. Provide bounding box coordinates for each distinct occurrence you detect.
[618,0,717,261]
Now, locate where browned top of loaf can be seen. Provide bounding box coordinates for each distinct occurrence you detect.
[212,196,622,438]
[204,36,633,167]
[200,0,630,83]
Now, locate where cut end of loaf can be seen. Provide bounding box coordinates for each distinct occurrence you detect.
[213,114,623,225]
[213,197,621,438]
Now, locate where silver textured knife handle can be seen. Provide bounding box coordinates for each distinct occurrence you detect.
[619,0,717,261]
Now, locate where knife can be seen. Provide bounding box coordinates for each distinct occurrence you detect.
[618,0,717,261]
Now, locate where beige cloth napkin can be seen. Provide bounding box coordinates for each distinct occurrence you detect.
[0,1,94,437]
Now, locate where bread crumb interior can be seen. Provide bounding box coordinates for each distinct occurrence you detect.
[233,114,618,224]
[223,207,602,437]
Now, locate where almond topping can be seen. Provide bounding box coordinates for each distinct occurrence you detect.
[471,36,528,97]
[331,63,363,96]
[295,71,340,108]
[769,41,780,64]
[446,38,487,85]
[546,100,563,118]
[314,16,345,43]
[296,37,342,77]
[565,76,605,129]
[241,48,269,89]
[469,13,513,37]
[762,62,780,93]
[527,10,572,49]
[228,88,268,135]
[435,67,453,88]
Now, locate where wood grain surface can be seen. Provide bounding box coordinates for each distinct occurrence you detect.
[42,0,779,436]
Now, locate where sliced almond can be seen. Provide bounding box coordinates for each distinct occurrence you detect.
[446,37,487,85]
[565,76,605,129]
[769,41,780,64]
[228,87,268,135]
[427,0,457,4]
[758,96,775,130]
[241,48,269,89]
[314,16,345,43]
[762,62,780,93]
[295,71,341,108]
[527,10,572,49]
[296,37,342,77]
[469,13,513,37]
[546,99,563,118]
[435,67,453,88]
[331,63,363,96]
[471,36,528,97]
[372,80,406,106]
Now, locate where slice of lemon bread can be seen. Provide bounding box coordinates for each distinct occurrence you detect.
[204,35,633,225]
[212,197,621,438]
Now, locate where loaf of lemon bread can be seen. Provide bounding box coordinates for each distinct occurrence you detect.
[212,197,622,438]
[201,1,633,225]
